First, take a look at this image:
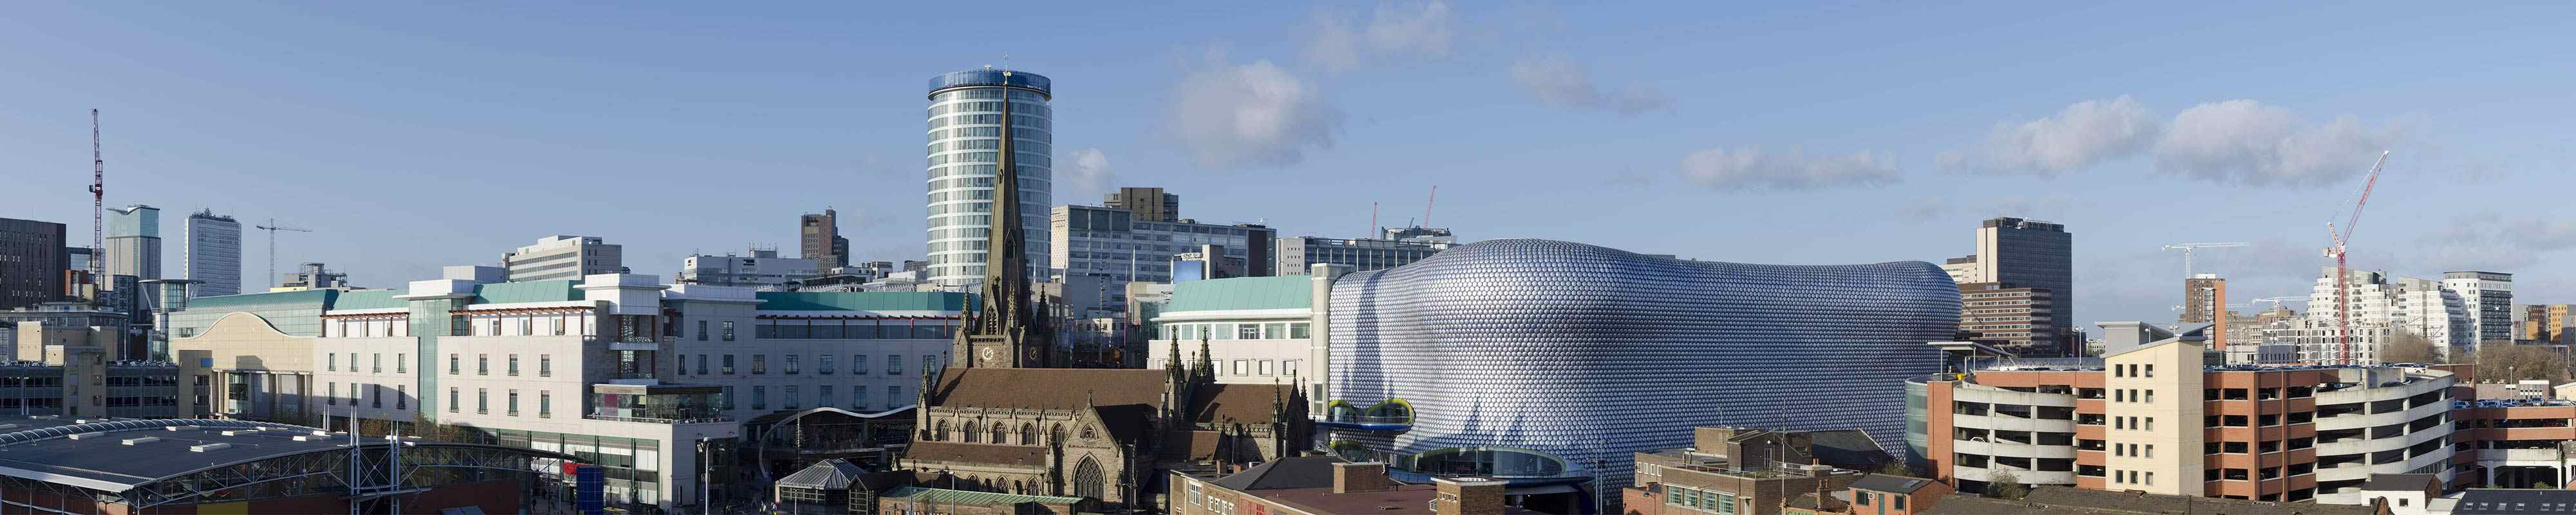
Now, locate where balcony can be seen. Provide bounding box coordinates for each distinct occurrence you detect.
[1318,413,1413,431]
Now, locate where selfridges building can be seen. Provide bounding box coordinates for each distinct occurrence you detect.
[1322,238,1958,509]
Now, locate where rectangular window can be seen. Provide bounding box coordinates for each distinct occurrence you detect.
[552,316,565,335]
[448,388,458,413]
[723,386,736,409]
[2145,364,2154,377]
[753,386,768,410]
[328,353,337,371]
[477,388,489,414]
[785,386,802,409]
[507,389,519,417]
[924,355,938,373]
[1233,360,1247,375]
[753,355,768,375]
[785,355,801,375]
[722,355,736,375]
[855,386,869,408]
[396,353,407,373]
[507,354,520,377]
[539,391,552,418]
[722,321,735,341]
[820,386,835,408]
[886,386,900,409]
[449,354,459,375]
[887,354,901,375]
[370,384,382,407]
[1259,360,1273,376]
[1289,322,1310,339]
[396,385,406,409]
[478,354,489,375]
[697,320,708,341]
[539,355,552,377]
[697,355,709,375]
[820,355,835,375]
[327,382,337,405]
[1238,324,1260,339]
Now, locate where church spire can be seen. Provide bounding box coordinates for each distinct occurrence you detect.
[953,70,1055,369]
[1195,331,1215,384]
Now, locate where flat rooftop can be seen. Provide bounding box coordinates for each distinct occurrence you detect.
[0,416,357,492]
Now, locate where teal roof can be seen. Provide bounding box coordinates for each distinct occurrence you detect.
[330,290,406,310]
[472,280,583,304]
[755,292,968,312]
[880,487,1084,506]
[1164,276,1312,313]
[182,289,337,311]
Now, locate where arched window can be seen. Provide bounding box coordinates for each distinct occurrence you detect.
[1020,423,1036,445]
[1080,425,1097,440]
[934,420,950,441]
[1074,456,1107,500]
[963,421,981,443]
[991,423,1008,444]
[1051,424,1066,446]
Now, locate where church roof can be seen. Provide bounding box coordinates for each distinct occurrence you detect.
[1187,384,1291,425]
[929,368,1168,411]
[907,442,1047,467]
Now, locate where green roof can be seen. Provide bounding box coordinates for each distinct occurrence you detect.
[880,487,1083,506]
[182,289,337,311]
[472,280,583,304]
[755,292,968,312]
[330,290,407,310]
[1164,276,1312,313]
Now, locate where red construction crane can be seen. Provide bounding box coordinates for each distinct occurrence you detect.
[2324,151,2391,366]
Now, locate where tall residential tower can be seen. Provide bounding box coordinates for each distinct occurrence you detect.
[104,205,162,284]
[184,209,242,297]
[1967,217,2074,356]
[799,209,848,270]
[925,67,1053,287]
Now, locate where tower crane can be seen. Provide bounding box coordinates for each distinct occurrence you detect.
[88,109,104,297]
[254,219,311,289]
[2325,151,2392,365]
[2162,242,2250,279]
[2246,296,2307,311]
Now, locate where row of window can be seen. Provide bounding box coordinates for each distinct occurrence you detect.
[324,382,411,410]
[732,384,902,411]
[1663,485,1739,514]
[444,386,551,418]
[1148,358,1301,378]
[425,353,553,377]
[1159,322,1312,341]
[675,353,942,377]
[328,352,417,374]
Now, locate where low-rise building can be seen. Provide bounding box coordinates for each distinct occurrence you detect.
[680,248,819,288]
[1149,274,1332,388]
[1171,458,1528,515]
[0,415,578,514]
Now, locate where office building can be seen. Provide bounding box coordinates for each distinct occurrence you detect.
[1380,226,1455,246]
[275,261,350,290]
[1963,217,2074,357]
[1956,282,2056,356]
[1275,235,1451,276]
[184,209,243,297]
[925,67,1053,286]
[1324,238,1958,511]
[1104,186,1180,223]
[1938,256,1976,283]
[800,209,849,270]
[678,248,817,288]
[0,217,67,310]
[104,205,161,286]
[1051,203,1277,315]
[1909,323,2460,504]
[1149,274,1334,388]
[504,235,623,282]
[2443,271,2513,348]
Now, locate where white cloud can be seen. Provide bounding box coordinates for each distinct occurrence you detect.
[1938,96,2159,175]
[1304,1,1452,72]
[2410,212,2576,271]
[1679,146,1901,192]
[1063,147,1113,193]
[2152,100,2404,186]
[1508,56,1667,115]
[1169,59,1342,168]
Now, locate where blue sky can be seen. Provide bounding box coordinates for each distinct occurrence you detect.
[1,1,2570,326]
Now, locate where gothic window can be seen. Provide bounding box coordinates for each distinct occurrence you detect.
[1052,424,1067,446]
[935,420,950,441]
[1081,425,1097,440]
[1021,423,1037,445]
[1074,456,1107,500]
[991,424,1007,444]
[964,421,981,443]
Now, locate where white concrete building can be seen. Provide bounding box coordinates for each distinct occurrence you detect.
[678,248,817,288]
[1147,266,1347,409]
[504,235,623,282]
[2443,271,2514,350]
[184,209,242,297]
[2293,267,2473,364]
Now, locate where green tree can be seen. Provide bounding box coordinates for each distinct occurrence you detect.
[2376,331,2442,364]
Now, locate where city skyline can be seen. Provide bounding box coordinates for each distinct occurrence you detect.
[1,2,2570,325]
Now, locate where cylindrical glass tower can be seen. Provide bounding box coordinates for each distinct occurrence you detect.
[925,68,1053,286]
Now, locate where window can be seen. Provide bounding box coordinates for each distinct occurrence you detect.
[887,354,901,375]
[449,354,459,375]
[819,386,834,408]
[478,354,489,375]
[477,389,489,414]
[753,355,768,375]
[371,384,382,407]
[722,355,736,375]
[697,320,708,341]
[723,386,736,409]
[539,355,552,377]
[886,386,900,409]
[1289,322,1310,339]
[722,321,735,341]
[552,316,565,335]
[350,353,360,371]
[784,386,801,409]
[785,355,801,375]
[1259,360,1273,376]
[1233,360,1247,375]
[396,385,406,409]
[448,388,458,413]
[855,386,869,408]
[327,382,337,405]
[396,353,407,373]
[328,353,337,371]
[507,389,519,416]
[855,355,869,376]
[1284,360,1300,378]
[1238,324,1260,339]
[752,386,768,409]
[2146,390,2154,404]
[507,354,520,376]
[539,391,551,418]
[697,355,708,375]
[820,355,835,375]
[2145,364,2154,377]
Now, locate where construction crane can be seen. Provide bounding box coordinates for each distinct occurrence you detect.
[254,219,310,289]
[2324,151,2393,365]
[2246,296,2307,311]
[88,109,104,297]
[2161,242,2250,278]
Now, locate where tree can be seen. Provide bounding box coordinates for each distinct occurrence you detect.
[2477,344,2571,384]
[1875,461,1917,478]
[2377,331,2443,364]
[1984,469,2027,500]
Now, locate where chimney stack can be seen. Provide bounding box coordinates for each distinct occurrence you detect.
[1332,462,1390,494]
[1433,477,1506,515]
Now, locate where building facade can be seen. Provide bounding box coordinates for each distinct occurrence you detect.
[1274,236,1450,276]
[1325,239,1957,512]
[679,248,818,288]
[0,217,67,310]
[1149,276,1325,387]
[1956,282,2056,357]
[105,204,162,285]
[1965,218,2074,357]
[2442,271,2512,348]
[185,209,243,297]
[2291,268,2472,364]
[801,209,849,270]
[503,235,623,283]
[1104,187,1180,223]
[1052,204,1278,315]
[925,68,1054,286]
